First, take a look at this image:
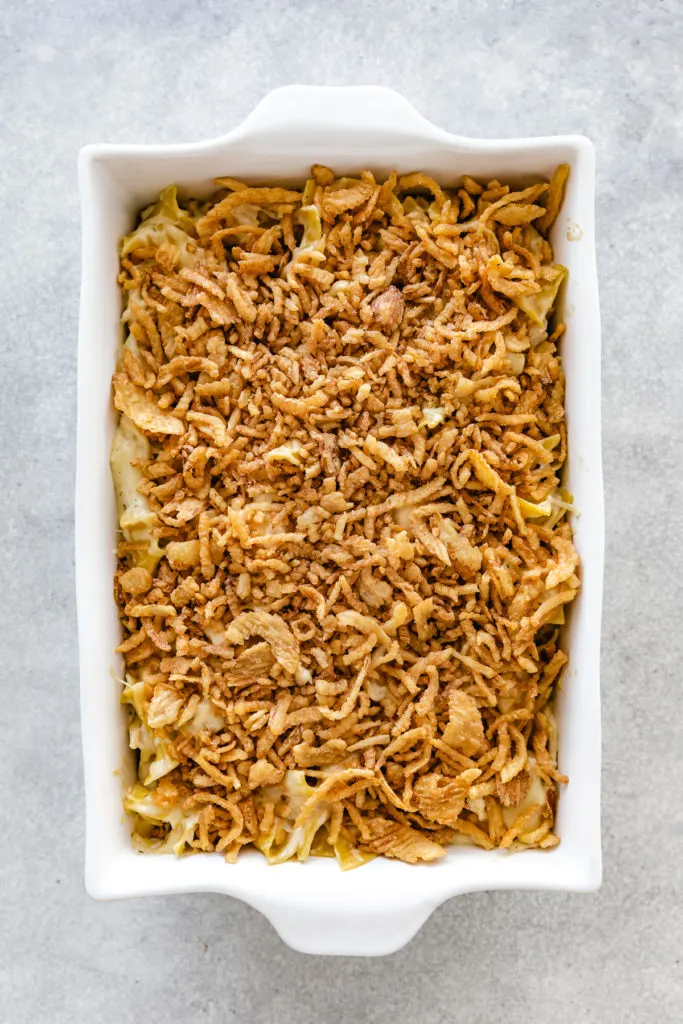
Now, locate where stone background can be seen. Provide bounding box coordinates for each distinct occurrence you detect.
[1,1,680,1020]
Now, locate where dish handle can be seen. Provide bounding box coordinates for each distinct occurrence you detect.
[238,85,441,139]
[257,898,438,957]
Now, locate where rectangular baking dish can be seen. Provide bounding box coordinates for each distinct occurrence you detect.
[77,85,603,957]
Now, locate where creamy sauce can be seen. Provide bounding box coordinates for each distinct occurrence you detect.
[110,416,155,535]
[184,697,225,735]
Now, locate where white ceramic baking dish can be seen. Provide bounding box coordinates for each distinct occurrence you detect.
[77,85,603,957]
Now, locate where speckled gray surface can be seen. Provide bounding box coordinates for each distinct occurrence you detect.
[1,0,682,1020]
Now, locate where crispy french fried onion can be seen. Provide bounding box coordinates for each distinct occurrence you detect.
[113,165,576,868]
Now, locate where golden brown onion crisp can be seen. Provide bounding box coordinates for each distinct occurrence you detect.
[113,165,577,866]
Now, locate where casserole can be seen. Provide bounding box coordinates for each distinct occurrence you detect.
[77,85,603,956]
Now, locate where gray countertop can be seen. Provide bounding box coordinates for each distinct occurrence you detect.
[1,1,681,1021]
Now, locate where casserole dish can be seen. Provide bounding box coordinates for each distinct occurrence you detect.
[77,85,603,956]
